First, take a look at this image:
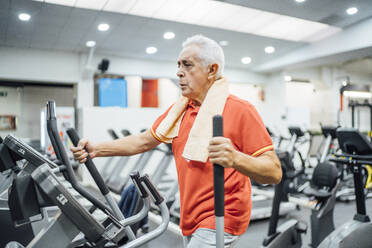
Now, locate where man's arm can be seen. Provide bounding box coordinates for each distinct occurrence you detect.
[208,137,282,184]
[71,129,161,163]
[232,150,282,184]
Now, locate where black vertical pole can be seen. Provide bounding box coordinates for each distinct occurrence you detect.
[369,105,372,141]
[213,115,224,248]
[352,163,367,216]
[351,104,355,128]
[267,167,284,236]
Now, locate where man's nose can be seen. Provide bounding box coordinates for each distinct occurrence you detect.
[177,68,184,78]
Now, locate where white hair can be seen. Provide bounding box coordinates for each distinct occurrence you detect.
[182,34,225,77]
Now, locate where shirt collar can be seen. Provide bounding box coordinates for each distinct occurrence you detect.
[187,100,200,110]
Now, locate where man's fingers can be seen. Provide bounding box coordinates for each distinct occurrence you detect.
[208,145,223,152]
[208,143,233,152]
[208,150,225,158]
[72,150,86,158]
[76,153,88,161]
[209,137,227,145]
[70,146,81,152]
[77,139,88,149]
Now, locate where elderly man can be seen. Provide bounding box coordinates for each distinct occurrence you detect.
[71,34,281,248]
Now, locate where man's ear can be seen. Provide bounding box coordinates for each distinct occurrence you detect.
[207,64,219,80]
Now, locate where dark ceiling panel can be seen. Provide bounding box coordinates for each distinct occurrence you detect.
[57,25,87,43]
[66,8,99,29]
[221,0,372,27]
[6,32,30,47]
[0,0,10,10]
[7,18,34,35]
[32,16,66,36]
[95,11,125,27]
[54,39,79,51]
[41,2,72,19]
[10,0,42,16]
[30,37,55,50]
[221,0,330,21]
[31,30,60,44]
[0,12,8,44]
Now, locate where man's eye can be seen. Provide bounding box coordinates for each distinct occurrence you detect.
[184,63,191,67]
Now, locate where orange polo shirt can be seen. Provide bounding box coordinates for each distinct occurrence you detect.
[151,94,273,236]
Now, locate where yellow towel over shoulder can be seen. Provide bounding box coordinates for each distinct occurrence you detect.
[155,77,229,163]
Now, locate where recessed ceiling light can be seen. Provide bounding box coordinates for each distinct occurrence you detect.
[86,41,96,47]
[18,13,31,21]
[98,23,110,31]
[284,75,292,81]
[346,7,358,15]
[265,46,275,54]
[146,47,157,54]
[241,57,252,64]
[163,32,175,40]
[295,0,306,3]
[219,40,229,46]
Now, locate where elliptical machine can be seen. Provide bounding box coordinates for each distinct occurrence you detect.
[0,100,170,248]
[0,136,51,247]
[318,128,372,248]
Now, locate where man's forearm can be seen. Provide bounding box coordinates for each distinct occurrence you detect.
[232,150,282,184]
[94,132,159,157]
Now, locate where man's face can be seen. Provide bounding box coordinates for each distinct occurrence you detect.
[177,45,210,102]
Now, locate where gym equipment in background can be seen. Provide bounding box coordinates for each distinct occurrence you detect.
[318,128,372,248]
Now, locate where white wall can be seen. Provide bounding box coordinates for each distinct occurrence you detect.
[87,52,267,84]
[78,52,267,107]
[125,76,142,107]
[229,83,259,106]
[3,45,371,140]
[257,73,288,135]
[158,78,181,108]
[260,66,372,135]
[0,85,74,139]
[0,46,269,109]
[0,47,80,83]
[0,86,22,138]
[78,107,165,142]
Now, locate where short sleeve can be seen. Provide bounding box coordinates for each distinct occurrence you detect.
[231,102,273,157]
[150,104,174,142]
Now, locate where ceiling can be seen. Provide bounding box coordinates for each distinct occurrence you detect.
[1,0,371,71]
[219,0,372,28]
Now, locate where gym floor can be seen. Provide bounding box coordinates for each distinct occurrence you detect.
[144,198,372,247]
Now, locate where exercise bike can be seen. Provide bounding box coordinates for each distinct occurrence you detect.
[262,149,339,247]
[318,128,372,248]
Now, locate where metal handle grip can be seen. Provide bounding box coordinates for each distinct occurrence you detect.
[130,171,148,198]
[66,128,110,195]
[46,100,113,216]
[141,174,164,205]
